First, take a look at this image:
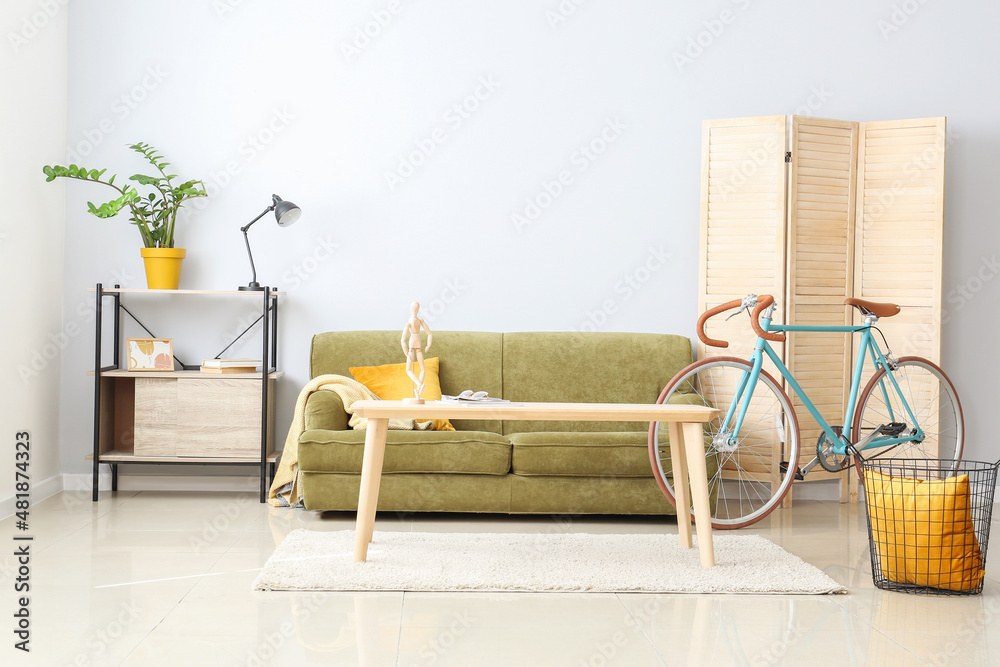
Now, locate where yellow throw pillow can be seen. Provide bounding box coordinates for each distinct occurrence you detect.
[349,357,455,431]
[863,469,983,592]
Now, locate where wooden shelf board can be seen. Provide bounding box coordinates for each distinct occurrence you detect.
[88,369,283,379]
[88,288,284,295]
[87,450,280,464]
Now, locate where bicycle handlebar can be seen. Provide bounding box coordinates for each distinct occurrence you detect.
[751,295,786,343]
[696,294,786,348]
[696,298,742,348]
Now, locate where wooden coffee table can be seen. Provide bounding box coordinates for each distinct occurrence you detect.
[350,400,719,567]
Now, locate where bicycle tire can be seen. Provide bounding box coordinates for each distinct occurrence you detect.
[648,357,800,529]
[851,356,964,480]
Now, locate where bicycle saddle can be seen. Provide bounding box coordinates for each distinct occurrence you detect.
[844,298,900,318]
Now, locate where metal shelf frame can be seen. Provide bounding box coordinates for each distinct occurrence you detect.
[90,284,281,502]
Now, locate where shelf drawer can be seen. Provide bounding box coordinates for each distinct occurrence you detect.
[134,377,274,457]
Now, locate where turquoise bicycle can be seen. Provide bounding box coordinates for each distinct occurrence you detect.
[648,294,964,529]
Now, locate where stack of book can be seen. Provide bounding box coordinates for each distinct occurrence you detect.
[200,358,262,374]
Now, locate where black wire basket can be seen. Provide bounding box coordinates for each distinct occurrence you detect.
[861,458,998,595]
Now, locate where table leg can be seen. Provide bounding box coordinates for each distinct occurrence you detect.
[353,417,389,562]
[683,421,715,567]
[667,422,692,549]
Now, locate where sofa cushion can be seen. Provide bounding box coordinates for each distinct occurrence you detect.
[297,429,511,475]
[500,332,693,434]
[509,431,651,477]
[311,331,503,433]
[349,357,454,431]
[300,472,513,513]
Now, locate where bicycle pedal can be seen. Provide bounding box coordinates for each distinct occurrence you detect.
[780,461,805,481]
[879,422,907,436]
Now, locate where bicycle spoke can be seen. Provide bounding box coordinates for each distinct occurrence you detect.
[853,358,963,474]
[650,357,799,528]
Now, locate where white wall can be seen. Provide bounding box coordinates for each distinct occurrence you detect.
[0,0,67,510]
[54,0,1000,479]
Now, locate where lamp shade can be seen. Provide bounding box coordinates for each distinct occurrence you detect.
[273,196,301,227]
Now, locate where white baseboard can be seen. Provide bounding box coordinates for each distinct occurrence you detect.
[0,473,64,520]
[62,472,261,493]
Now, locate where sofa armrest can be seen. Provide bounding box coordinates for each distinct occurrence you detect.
[304,391,349,431]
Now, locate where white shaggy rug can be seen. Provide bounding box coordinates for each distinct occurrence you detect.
[252,530,846,595]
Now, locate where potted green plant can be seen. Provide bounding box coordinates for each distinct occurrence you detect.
[43,142,207,289]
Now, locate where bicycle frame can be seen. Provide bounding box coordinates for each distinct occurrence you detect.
[720,309,925,470]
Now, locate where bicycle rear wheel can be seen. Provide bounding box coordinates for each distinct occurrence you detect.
[648,357,800,529]
[851,356,963,478]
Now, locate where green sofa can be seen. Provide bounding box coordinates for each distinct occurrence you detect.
[296,330,696,515]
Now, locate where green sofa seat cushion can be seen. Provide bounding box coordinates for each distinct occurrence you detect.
[300,472,513,513]
[297,429,511,476]
[509,431,652,477]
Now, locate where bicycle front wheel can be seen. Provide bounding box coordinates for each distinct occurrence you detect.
[851,356,964,477]
[648,357,800,529]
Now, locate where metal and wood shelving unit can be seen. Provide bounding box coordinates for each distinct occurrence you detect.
[88,285,283,502]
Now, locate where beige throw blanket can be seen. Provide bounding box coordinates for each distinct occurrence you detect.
[268,374,431,507]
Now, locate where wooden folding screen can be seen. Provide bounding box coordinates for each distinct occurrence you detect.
[699,115,946,499]
[698,116,789,500]
[784,117,859,487]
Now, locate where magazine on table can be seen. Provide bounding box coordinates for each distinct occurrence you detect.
[441,390,509,403]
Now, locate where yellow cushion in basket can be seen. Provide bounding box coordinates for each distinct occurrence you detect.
[864,469,983,592]
[349,357,455,431]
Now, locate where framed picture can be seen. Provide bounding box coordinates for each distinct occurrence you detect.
[126,338,174,371]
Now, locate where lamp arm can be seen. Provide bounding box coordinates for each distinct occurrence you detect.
[242,227,258,286]
[241,205,274,233]
[241,204,274,287]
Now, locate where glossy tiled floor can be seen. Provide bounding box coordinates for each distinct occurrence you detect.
[1,490,998,666]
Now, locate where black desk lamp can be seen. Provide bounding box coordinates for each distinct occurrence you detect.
[238,194,301,291]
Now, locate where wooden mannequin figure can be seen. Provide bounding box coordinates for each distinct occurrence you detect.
[400,301,433,404]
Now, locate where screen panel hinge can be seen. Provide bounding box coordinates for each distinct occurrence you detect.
[785,151,792,163]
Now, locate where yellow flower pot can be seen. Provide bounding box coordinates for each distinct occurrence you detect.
[140,247,186,289]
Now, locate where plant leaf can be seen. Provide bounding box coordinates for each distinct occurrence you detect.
[129,173,161,186]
